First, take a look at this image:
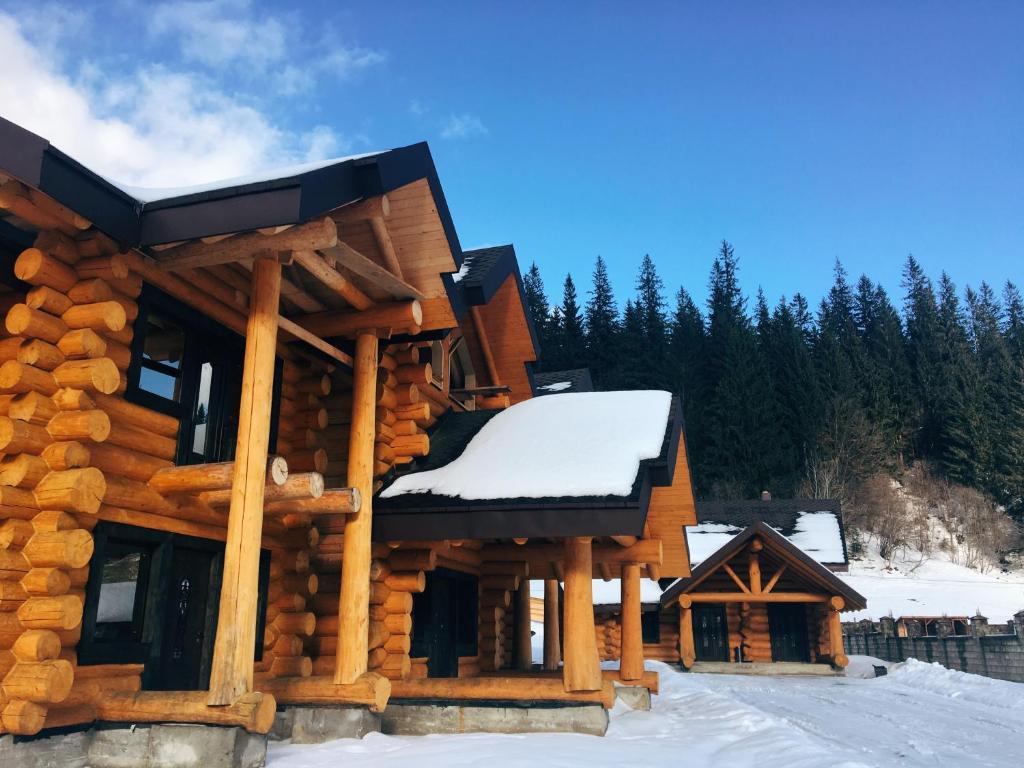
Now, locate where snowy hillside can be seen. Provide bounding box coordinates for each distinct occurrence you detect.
[841,526,1024,622]
[267,658,1024,768]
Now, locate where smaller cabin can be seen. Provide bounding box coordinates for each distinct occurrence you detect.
[661,523,866,670]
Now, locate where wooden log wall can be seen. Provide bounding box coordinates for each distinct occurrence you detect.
[254,551,315,683]
[478,565,522,672]
[593,608,679,665]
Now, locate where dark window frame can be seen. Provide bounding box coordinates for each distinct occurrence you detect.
[126,285,282,465]
[79,522,272,674]
[641,608,661,644]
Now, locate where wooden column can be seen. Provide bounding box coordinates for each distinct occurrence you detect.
[828,596,848,668]
[562,537,601,692]
[208,257,282,705]
[748,538,762,593]
[619,563,643,682]
[515,580,532,671]
[334,331,379,684]
[543,579,561,671]
[678,595,696,669]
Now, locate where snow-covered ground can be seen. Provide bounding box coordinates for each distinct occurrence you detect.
[841,536,1024,623]
[266,658,1023,768]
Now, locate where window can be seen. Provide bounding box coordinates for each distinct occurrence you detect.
[127,286,280,465]
[448,338,476,392]
[642,609,661,644]
[80,522,271,690]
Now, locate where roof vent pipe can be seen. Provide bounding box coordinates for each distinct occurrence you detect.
[760,490,772,502]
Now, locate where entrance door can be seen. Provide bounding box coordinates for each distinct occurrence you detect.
[152,545,220,690]
[693,604,729,662]
[411,568,478,678]
[768,603,810,662]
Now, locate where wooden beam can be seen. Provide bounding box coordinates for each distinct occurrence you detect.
[679,605,695,669]
[335,331,379,684]
[515,581,532,672]
[277,315,354,366]
[683,592,831,603]
[562,537,601,692]
[543,579,561,671]
[157,218,337,270]
[484,539,662,568]
[469,306,500,385]
[763,564,787,594]
[292,249,373,310]
[389,676,614,709]
[322,242,424,300]
[720,562,750,594]
[619,563,643,682]
[368,217,403,279]
[748,548,762,593]
[333,195,390,223]
[294,300,423,339]
[610,535,637,547]
[207,257,282,705]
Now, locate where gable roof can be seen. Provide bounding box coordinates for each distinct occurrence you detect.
[661,522,867,611]
[533,368,594,395]
[373,392,682,541]
[0,116,463,257]
[692,499,849,570]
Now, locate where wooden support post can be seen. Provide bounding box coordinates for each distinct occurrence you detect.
[335,331,379,684]
[207,257,282,705]
[562,537,601,692]
[515,580,532,671]
[678,595,696,669]
[829,596,848,668]
[619,563,643,682]
[748,538,762,593]
[543,579,561,671]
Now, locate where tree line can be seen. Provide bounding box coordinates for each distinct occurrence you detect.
[524,242,1024,522]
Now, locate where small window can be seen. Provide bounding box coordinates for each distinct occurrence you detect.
[642,609,661,644]
[93,546,153,644]
[138,311,186,401]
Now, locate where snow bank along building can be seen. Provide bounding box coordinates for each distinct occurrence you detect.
[0,117,696,752]
[594,497,866,671]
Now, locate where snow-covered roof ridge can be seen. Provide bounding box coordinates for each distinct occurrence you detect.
[110,150,384,204]
[380,390,673,501]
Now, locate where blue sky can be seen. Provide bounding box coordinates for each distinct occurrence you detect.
[1,1,1021,312]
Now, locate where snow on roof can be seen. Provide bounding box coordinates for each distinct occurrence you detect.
[539,381,572,392]
[688,512,844,566]
[380,390,672,501]
[110,151,383,204]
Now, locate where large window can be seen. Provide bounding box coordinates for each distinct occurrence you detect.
[80,522,271,691]
[127,286,280,465]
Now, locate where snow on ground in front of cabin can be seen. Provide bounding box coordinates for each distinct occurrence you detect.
[841,533,1024,623]
[381,391,672,500]
[266,658,1024,768]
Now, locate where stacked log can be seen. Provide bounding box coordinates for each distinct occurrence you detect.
[738,602,771,662]
[643,609,680,662]
[478,567,520,672]
[276,360,330,478]
[0,229,131,735]
[374,550,427,681]
[595,617,621,662]
[254,552,314,682]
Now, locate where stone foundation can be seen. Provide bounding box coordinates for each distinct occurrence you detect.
[0,724,267,768]
[613,684,652,710]
[270,706,381,743]
[380,701,609,736]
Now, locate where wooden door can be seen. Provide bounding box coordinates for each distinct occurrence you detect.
[693,604,729,662]
[768,603,810,662]
[152,545,220,690]
[411,568,478,678]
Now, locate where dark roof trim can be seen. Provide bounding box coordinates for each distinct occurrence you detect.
[661,522,866,611]
[0,119,463,263]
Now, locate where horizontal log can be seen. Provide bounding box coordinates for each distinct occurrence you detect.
[92,393,179,438]
[1,659,73,703]
[264,487,359,516]
[389,677,616,709]
[295,300,423,339]
[17,594,83,630]
[96,690,276,734]
[23,529,93,569]
[259,672,390,712]
[149,457,287,494]
[87,442,170,482]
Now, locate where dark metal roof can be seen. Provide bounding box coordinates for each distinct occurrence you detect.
[695,498,849,567]
[373,395,682,541]
[533,368,594,395]
[661,522,867,611]
[0,117,464,263]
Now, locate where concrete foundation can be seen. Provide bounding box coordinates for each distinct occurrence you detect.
[613,684,652,710]
[270,706,381,743]
[0,724,267,768]
[689,661,842,676]
[381,701,609,736]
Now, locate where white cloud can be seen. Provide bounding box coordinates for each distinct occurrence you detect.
[441,113,488,140]
[0,12,355,188]
[147,0,385,94]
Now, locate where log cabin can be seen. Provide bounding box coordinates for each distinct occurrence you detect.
[0,117,697,741]
[595,520,866,672]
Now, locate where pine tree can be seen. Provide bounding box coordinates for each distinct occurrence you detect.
[634,254,670,388]
[584,256,620,388]
[523,262,555,366]
[553,274,586,370]
[668,287,705,423]
[902,255,943,458]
